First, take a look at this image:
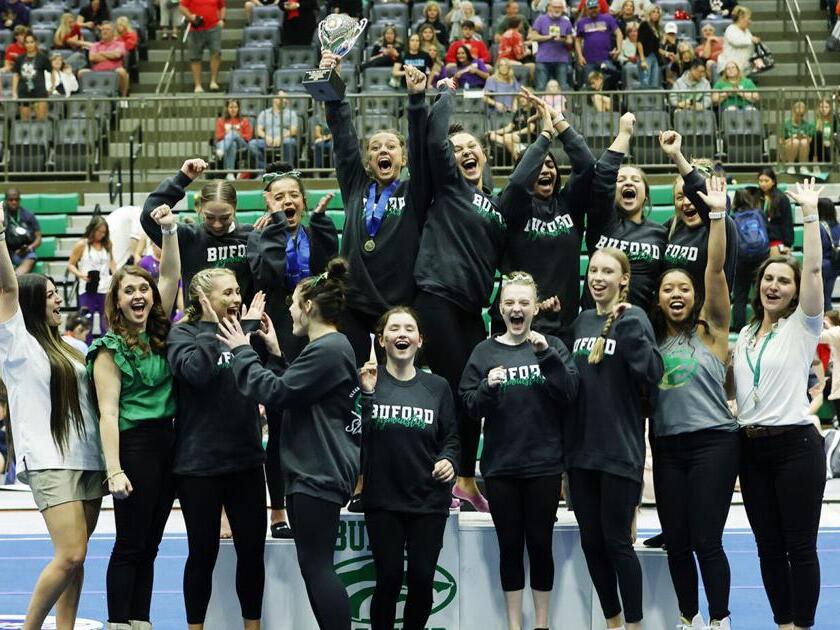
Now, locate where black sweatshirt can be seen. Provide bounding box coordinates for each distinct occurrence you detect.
[230,332,360,505]
[415,88,529,312]
[568,307,663,482]
[326,92,431,317]
[494,130,596,337]
[460,336,579,478]
[167,320,269,476]
[765,191,794,247]
[142,171,255,301]
[360,369,459,515]
[584,149,668,312]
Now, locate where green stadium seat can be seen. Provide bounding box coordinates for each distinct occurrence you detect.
[38,194,79,214]
[649,185,674,206]
[38,215,68,235]
[649,206,675,224]
[793,226,803,249]
[35,237,57,257]
[32,262,45,274]
[579,255,589,275]
[306,189,343,210]
[238,211,264,224]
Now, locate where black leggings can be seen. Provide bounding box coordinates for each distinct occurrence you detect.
[567,467,643,624]
[484,475,562,592]
[739,425,826,628]
[176,467,267,624]
[653,429,739,621]
[731,257,761,331]
[365,510,448,630]
[287,493,351,630]
[414,290,487,477]
[339,307,380,368]
[107,420,175,623]
[265,410,285,511]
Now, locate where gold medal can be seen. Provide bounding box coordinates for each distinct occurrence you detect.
[364,239,376,253]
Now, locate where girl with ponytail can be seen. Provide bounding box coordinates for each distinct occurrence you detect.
[0,201,105,630]
[567,247,664,630]
[219,257,360,630]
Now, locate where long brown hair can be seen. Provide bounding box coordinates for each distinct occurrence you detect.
[589,249,631,364]
[105,265,171,355]
[749,255,802,326]
[18,274,86,455]
[84,215,112,252]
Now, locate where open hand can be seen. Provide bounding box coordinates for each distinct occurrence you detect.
[785,177,823,216]
[256,313,282,356]
[196,287,219,323]
[313,192,334,214]
[437,77,457,91]
[216,316,251,349]
[242,290,266,320]
[696,175,728,213]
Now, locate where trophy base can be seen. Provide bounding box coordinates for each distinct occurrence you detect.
[302,68,346,102]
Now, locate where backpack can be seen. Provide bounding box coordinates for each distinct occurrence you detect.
[733,208,770,262]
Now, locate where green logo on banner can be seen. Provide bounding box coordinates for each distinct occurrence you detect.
[335,555,458,625]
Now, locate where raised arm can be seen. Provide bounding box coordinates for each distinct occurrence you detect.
[427,81,462,188]
[696,176,730,333]
[149,204,181,314]
[787,179,824,317]
[141,159,206,247]
[404,64,433,228]
[0,203,19,324]
[308,200,339,274]
[660,130,710,223]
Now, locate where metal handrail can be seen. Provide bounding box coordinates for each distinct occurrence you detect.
[108,160,123,207]
[805,35,827,89]
[128,123,143,205]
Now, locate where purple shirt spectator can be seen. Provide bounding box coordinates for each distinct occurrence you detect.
[532,13,573,63]
[575,13,618,63]
[446,58,490,89]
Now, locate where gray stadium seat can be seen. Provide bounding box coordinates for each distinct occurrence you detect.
[674,109,717,160]
[238,97,269,119]
[31,29,54,52]
[721,109,764,163]
[674,21,696,41]
[371,3,409,24]
[242,25,280,48]
[632,110,671,164]
[411,2,451,22]
[250,4,283,25]
[362,67,396,91]
[491,1,529,20]
[355,113,400,140]
[54,119,95,173]
[626,91,667,112]
[367,22,408,45]
[656,0,691,14]
[229,68,270,94]
[30,7,64,29]
[236,46,275,72]
[273,68,309,93]
[80,70,119,96]
[9,121,52,174]
[277,46,315,69]
[700,17,732,36]
[582,111,620,155]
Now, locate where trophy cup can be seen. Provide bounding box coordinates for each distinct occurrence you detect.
[302,14,368,101]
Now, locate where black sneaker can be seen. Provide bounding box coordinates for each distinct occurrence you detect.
[347,494,364,513]
[643,533,665,549]
[270,522,293,539]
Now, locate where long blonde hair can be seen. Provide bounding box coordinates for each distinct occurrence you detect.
[181,268,236,323]
[588,249,631,364]
[54,13,75,47]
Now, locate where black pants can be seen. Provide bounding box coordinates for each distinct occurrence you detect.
[107,420,175,623]
[339,306,380,368]
[567,468,643,624]
[414,290,487,477]
[287,493,351,630]
[365,510,448,630]
[740,425,826,628]
[265,410,285,510]
[653,429,739,621]
[177,467,267,624]
[731,257,762,331]
[484,475,562,592]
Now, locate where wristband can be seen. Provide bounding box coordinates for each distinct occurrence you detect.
[103,469,125,484]
[708,211,726,220]
[552,112,565,125]
[541,130,555,141]
[803,214,818,223]
[161,224,177,235]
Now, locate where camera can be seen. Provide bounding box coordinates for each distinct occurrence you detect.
[192,14,204,27]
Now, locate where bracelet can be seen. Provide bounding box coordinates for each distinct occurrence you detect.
[552,112,565,125]
[161,224,177,235]
[803,214,819,223]
[708,211,726,220]
[103,469,125,484]
[541,130,555,142]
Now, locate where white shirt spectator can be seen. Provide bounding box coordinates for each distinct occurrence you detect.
[105,205,143,267]
[44,68,79,97]
[717,22,755,75]
[609,0,651,16]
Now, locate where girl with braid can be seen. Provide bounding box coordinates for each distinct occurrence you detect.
[568,247,664,630]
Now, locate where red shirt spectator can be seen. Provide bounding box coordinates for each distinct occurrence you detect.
[445,22,491,63]
[498,16,526,61]
[2,25,26,72]
[215,115,253,142]
[180,0,224,31]
[90,34,126,70]
[576,0,609,13]
[115,17,138,51]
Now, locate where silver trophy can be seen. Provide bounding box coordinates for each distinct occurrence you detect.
[302,14,367,101]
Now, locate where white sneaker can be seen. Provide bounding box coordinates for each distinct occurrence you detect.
[676,613,706,630]
[812,165,823,175]
[799,165,809,174]
[786,166,796,175]
[215,148,224,159]
[708,617,731,629]
[194,85,204,93]
[225,172,236,181]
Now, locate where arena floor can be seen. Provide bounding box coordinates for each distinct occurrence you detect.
[1,486,840,629]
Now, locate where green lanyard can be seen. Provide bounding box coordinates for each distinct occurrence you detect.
[745,328,775,404]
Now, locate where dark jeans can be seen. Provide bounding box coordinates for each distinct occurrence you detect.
[107,420,176,623]
[365,510,448,630]
[567,467,643,624]
[653,429,739,621]
[740,424,826,628]
[287,493,350,630]
[731,257,762,331]
[414,290,487,477]
[485,475,563,592]
[177,467,267,624]
[265,410,285,510]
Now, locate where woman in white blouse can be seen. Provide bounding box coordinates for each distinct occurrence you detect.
[717,6,760,75]
[45,53,79,97]
[732,178,825,630]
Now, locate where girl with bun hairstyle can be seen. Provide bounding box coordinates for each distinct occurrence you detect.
[219,258,360,630]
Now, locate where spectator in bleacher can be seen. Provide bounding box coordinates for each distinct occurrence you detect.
[484,57,521,114]
[711,60,758,110]
[214,98,253,177]
[414,1,449,47]
[668,41,695,87]
[77,0,111,31]
[447,1,484,40]
[115,16,138,54]
[362,25,403,70]
[392,33,433,87]
[487,101,539,159]
[11,32,49,121]
[419,22,446,61]
[0,0,29,30]
[617,21,643,66]
[587,70,612,112]
[63,315,91,355]
[717,6,759,77]
[574,0,622,88]
[158,0,180,39]
[2,188,40,275]
[53,12,87,71]
[67,216,116,342]
[180,0,224,93]
[694,0,737,20]
[758,167,794,256]
[810,98,833,168]
[614,0,637,33]
[248,92,298,172]
[782,101,816,175]
[445,20,491,64]
[660,22,679,86]
[443,44,490,88]
[309,104,333,169]
[83,22,130,97]
[610,0,650,17]
[1,24,26,73]
[494,0,531,41]
[543,78,567,110]
[695,23,723,78]
[573,0,609,17]
[497,16,532,70]
[280,0,317,46]
[45,52,79,97]
[818,198,840,311]
[529,0,573,90]
[637,4,663,87]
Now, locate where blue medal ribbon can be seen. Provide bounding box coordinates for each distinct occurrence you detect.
[285,228,311,291]
[365,179,400,240]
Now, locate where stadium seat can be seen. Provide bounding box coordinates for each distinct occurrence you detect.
[359,93,400,115]
[238,97,268,119]
[36,194,80,214]
[471,2,491,25]
[229,68,270,94]
[277,46,315,69]
[67,99,111,120]
[721,109,764,163]
[622,63,642,90]
[673,21,696,40]
[30,7,64,29]
[582,111,619,156]
[656,0,691,13]
[371,3,409,24]
[273,68,309,93]
[35,237,57,258]
[8,121,52,174]
[355,114,400,140]
[112,5,148,28]
[491,1,529,20]
[626,91,667,112]
[674,109,717,160]
[54,119,95,173]
[650,186,675,205]
[38,214,69,235]
[458,113,488,139]
[250,4,283,25]
[236,46,275,72]
[0,30,11,51]
[242,26,281,48]
[31,29,54,52]
[80,71,119,96]
[512,63,530,86]
[632,110,671,164]
[362,67,396,91]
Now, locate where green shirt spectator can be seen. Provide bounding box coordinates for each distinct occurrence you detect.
[712,76,758,110]
[783,116,815,140]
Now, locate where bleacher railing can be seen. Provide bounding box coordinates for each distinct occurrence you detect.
[0,87,837,182]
